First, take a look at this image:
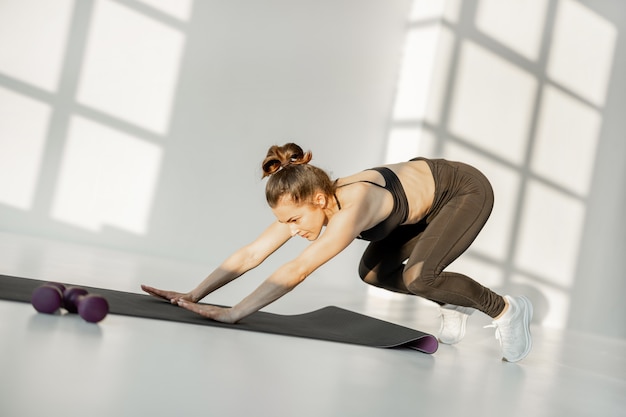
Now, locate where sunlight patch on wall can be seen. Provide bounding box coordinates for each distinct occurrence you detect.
[385,128,439,164]
[449,41,537,165]
[0,0,74,92]
[532,86,602,196]
[0,87,51,210]
[547,0,617,107]
[409,0,461,23]
[476,0,549,61]
[137,0,194,21]
[51,116,162,234]
[385,6,456,162]
[76,0,185,134]
[422,27,455,126]
[392,25,455,124]
[385,128,422,163]
[392,26,442,122]
[514,179,585,287]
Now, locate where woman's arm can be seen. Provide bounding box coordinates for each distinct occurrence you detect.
[178,208,363,322]
[189,221,294,301]
[142,221,293,304]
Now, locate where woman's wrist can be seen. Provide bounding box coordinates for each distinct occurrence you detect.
[188,290,202,303]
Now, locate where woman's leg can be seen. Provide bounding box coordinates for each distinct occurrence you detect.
[402,165,505,318]
[358,222,427,296]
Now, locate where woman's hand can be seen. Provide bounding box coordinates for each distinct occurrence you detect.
[142,284,236,323]
[176,300,237,324]
[141,284,195,305]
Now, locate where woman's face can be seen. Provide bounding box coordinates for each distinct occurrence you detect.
[271,194,327,241]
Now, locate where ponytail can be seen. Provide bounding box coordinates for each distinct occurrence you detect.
[261,143,335,207]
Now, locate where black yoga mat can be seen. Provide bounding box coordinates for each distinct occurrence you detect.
[0,274,438,354]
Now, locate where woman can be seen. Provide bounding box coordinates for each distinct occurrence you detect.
[142,143,533,362]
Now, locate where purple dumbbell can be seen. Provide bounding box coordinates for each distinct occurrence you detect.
[31,282,67,314]
[63,287,109,323]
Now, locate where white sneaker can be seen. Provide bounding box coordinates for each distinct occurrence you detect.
[486,295,533,362]
[438,304,474,344]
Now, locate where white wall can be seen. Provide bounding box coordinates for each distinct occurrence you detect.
[0,0,624,338]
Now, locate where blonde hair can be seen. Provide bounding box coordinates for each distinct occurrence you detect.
[261,143,335,207]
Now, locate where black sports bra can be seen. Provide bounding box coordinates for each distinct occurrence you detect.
[337,167,410,242]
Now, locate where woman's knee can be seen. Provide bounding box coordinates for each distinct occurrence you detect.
[403,262,437,296]
[359,261,381,287]
[358,260,371,281]
[405,279,437,298]
[359,261,412,294]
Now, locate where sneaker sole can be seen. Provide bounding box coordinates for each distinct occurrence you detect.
[504,296,533,362]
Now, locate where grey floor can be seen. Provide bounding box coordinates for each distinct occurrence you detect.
[0,231,624,417]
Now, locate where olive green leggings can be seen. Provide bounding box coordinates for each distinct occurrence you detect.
[358,158,505,318]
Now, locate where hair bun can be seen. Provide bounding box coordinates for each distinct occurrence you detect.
[262,143,312,177]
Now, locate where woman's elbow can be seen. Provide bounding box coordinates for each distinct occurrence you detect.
[275,263,309,289]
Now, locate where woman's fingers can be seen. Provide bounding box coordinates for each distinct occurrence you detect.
[141,285,163,298]
[141,285,177,302]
